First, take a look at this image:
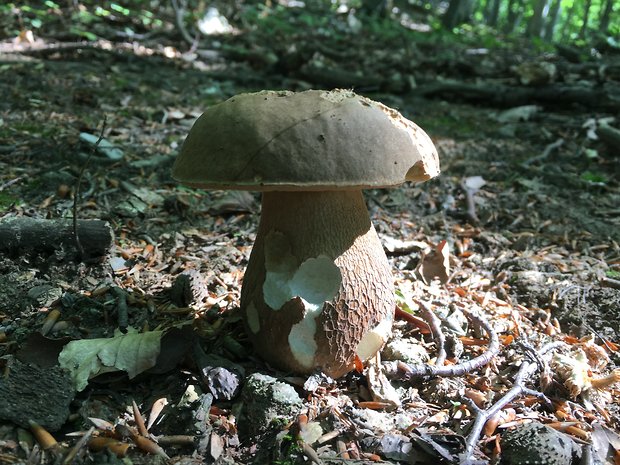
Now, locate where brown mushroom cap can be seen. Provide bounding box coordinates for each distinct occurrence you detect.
[172,89,439,190]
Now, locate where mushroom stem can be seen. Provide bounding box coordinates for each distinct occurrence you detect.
[241,190,395,377]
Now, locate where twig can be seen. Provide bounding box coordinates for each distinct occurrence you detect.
[0,145,17,154]
[517,340,553,390]
[155,435,195,446]
[463,186,479,223]
[522,138,564,167]
[73,117,106,258]
[416,300,447,366]
[300,442,323,464]
[460,177,487,224]
[0,176,22,192]
[171,0,200,48]
[111,287,129,332]
[600,276,620,290]
[596,123,620,149]
[393,306,500,379]
[460,341,565,463]
[62,427,95,465]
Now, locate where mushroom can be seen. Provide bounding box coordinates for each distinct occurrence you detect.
[172,89,439,378]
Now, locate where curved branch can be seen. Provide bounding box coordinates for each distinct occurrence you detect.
[416,300,447,366]
[395,305,500,379]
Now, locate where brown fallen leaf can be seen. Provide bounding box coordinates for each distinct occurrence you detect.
[417,240,450,284]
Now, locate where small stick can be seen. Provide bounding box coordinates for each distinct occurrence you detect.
[0,176,22,192]
[62,426,95,465]
[395,305,431,333]
[155,435,195,446]
[301,442,323,464]
[522,138,564,166]
[600,276,620,290]
[132,400,149,437]
[464,186,479,223]
[416,300,447,366]
[73,117,106,258]
[170,0,200,49]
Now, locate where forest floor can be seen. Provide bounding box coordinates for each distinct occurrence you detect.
[1,12,620,465]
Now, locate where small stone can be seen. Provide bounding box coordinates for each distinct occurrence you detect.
[0,359,75,431]
[382,338,430,365]
[500,422,582,465]
[239,373,302,437]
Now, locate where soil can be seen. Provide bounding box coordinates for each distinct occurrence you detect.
[1,22,619,465]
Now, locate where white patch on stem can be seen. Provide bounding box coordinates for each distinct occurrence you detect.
[356,316,393,361]
[246,302,260,334]
[262,231,341,368]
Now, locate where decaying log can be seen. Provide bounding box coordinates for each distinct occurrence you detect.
[597,124,620,151]
[414,80,620,110]
[0,217,113,259]
[299,63,384,90]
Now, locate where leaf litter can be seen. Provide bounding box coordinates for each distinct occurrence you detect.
[0,17,619,465]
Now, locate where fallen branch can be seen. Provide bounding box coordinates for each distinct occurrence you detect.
[414,80,620,111]
[460,341,565,463]
[522,138,564,166]
[0,217,113,259]
[386,305,500,379]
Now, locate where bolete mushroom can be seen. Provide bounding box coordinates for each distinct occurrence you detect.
[172,89,439,378]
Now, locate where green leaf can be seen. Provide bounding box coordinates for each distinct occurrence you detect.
[69,26,98,41]
[58,328,163,391]
[110,3,130,15]
[581,171,608,184]
[585,148,598,159]
[395,288,416,314]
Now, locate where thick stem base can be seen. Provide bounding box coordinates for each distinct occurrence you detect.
[241,191,394,377]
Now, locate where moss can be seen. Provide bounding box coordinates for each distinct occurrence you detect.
[0,193,19,212]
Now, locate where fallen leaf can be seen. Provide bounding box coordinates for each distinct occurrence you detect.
[58,328,163,391]
[208,191,256,215]
[417,240,450,284]
[591,422,620,465]
[299,421,323,445]
[79,132,124,160]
